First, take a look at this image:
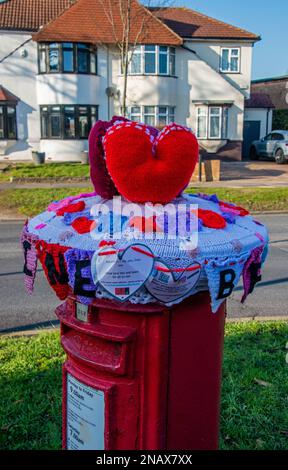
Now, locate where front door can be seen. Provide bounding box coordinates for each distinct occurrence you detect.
[243,121,260,159]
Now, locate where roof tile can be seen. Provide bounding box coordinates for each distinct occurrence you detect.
[0,0,73,31]
[32,0,182,45]
[152,7,260,41]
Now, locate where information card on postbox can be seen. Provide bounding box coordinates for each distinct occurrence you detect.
[66,374,105,450]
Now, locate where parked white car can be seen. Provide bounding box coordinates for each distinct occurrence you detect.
[250,130,288,164]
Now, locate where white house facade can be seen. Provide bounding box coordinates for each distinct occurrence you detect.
[0,0,260,162]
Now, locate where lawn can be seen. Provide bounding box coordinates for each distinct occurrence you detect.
[0,163,89,182]
[186,187,288,212]
[0,321,287,450]
[0,186,288,217]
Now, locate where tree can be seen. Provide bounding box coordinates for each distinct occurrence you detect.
[99,0,174,115]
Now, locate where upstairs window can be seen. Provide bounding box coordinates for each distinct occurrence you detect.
[220,48,240,73]
[40,105,98,139]
[38,43,97,74]
[0,105,17,140]
[127,46,176,76]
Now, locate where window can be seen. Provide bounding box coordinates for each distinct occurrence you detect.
[130,106,141,122]
[128,46,176,76]
[130,46,142,74]
[62,43,74,72]
[0,105,17,140]
[144,45,156,74]
[40,105,98,139]
[271,133,284,141]
[48,43,60,72]
[196,106,229,140]
[220,48,240,73]
[127,106,175,127]
[38,43,97,74]
[209,107,221,139]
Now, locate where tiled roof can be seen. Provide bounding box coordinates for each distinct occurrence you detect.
[0,85,19,102]
[152,7,260,41]
[0,0,73,31]
[0,1,259,43]
[245,93,275,109]
[33,0,182,45]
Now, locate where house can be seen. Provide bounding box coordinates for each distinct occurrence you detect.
[243,92,274,158]
[0,0,260,162]
[251,76,288,110]
[251,76,288,133]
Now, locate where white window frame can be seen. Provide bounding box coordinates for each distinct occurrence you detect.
[220,47,240,73]
[209,107,222,139]
[127,46,176,76]
[130,106,141,122]
[196,107,208,140]
[128,105,175,126]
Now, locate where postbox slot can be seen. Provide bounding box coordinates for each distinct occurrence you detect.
[56,303,136,343]
[61,329,132,375]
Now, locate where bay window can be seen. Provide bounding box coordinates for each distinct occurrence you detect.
[38,43,97,74]
[220,48,240,73]
[127,105,175,126]
[0,105,17,140]
[40,105,98,139]
[196,106,229,140]
[128,46,176,76]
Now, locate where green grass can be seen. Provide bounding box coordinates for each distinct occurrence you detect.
[0,187,92,217]
[187,187,288,212]
[0,186,287,217]
[0,321,287,450]
[0,163,89,181]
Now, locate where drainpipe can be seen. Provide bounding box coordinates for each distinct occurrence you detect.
[266,108,270,134]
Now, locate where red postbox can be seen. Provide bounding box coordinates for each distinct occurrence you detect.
[21,117,268,452]
[56,293,226,451]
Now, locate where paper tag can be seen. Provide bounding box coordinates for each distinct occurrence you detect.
[146,261,201,304]
[91,244,154,301]
[76,302,89,322]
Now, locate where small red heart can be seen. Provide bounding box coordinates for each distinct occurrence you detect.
[104,122,198,204]
[71,217,97,234]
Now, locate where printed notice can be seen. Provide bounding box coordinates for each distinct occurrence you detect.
[66,374,105,450]
[146,261,201,303]
[91,244,154,301]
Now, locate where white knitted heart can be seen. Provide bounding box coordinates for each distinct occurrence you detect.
[146,260,201,303]
[91,244,154,301]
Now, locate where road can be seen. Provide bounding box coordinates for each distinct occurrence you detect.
[0,215,287,332]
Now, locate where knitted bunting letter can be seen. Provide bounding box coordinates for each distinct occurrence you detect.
[37,241,70,300]
[205,255,249,313]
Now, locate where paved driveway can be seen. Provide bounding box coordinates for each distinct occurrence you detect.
[193,161,288,187]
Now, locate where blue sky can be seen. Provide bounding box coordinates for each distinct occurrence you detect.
[173,0,287,79]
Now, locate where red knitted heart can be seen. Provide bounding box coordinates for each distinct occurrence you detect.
[103,122,199,204]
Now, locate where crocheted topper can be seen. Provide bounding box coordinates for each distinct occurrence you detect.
[89,118,199,204]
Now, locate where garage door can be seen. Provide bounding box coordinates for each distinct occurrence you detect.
[243,121,261,159]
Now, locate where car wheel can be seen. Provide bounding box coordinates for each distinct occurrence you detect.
[249,146,259,160]
[275,149,286,164]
